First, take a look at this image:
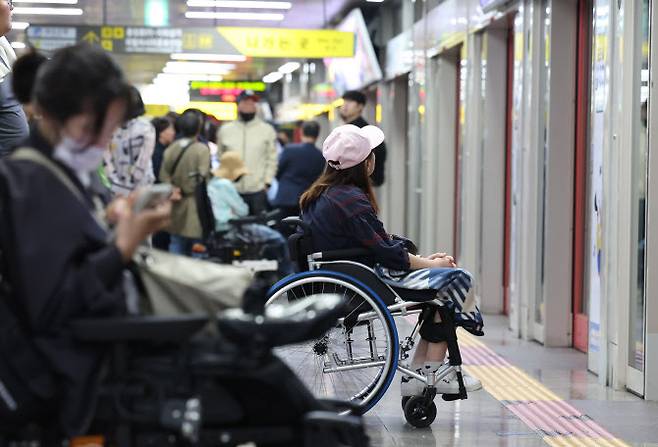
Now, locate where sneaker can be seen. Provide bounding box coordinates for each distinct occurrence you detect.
[434,370,482,394]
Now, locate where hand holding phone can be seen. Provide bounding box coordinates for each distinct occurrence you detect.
[132,184,173,213]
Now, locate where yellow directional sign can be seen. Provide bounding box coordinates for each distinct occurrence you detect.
[218,27,354,58]
[82,31,100,45]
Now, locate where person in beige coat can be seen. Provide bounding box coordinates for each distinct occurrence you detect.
[216,90,277,215]
[160,110,210,255]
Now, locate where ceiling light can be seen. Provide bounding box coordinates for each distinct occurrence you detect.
[278,62,300,74]
[10,22,30,30]
[170,53,247,62]
[186,0,291,9]
[10,42,26,49]
[185,11,284,20]
[263,71,283,83]
[13,0,78,3]
[165,61,235,74]
[12,7,83,15]
[366,0,384,2]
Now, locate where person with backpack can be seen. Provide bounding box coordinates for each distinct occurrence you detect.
[0,44,171,436]
[159,110,211,256]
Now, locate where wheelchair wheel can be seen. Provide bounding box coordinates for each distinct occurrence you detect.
[403,396,437,428]
[266,270,399,415]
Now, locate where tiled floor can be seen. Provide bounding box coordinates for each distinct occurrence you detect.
[364,315,658,447]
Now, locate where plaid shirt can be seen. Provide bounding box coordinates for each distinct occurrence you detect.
[302,185,410,271]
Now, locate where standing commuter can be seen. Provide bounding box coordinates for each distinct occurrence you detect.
[0,0,28,157]
[103,87,156,196]
[160,110,211,256]
[271,121,325,218]
[339,90,387,187]
[216,90,277,215]
[151,116,176,182]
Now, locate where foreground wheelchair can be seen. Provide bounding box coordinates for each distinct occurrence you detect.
[0,287,369,446]
[265,218,473,428]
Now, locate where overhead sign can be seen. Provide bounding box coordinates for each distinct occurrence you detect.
[189,80,266,102]
[27,25,355,58]
[28,25,237,55]
[217,27,354,58]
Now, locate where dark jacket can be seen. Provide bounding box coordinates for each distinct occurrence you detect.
[152,140,167,183]
[272,142,325,208]
[302,185,409,271]
[348,116,387,187]
[0,128,126,435]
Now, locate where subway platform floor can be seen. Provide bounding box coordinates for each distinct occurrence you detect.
[364,315,658,447]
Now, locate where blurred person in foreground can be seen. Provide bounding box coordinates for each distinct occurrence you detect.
[0,44,171,435]
[216,90,277,215]
[271,120,325,218]
[103,86,156,196]
[340,90,387,187]
[0,0,28,157]
[160,110,211,256]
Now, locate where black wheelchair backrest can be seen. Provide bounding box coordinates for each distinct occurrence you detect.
[282,217,314,272]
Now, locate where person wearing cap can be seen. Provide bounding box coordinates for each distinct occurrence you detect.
[208,151,292,275]
[300,124,483,399]
[339,90,387,187]
[216,90,277,215]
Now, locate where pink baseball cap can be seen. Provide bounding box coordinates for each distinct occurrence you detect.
[322,124,385,170]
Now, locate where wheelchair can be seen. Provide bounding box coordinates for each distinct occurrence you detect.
[0,284,369,446]
[265,218,472,428]
[201,209,286,273]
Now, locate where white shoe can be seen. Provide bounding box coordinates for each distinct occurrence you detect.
[400,373,425,397]
[434,370,482,394]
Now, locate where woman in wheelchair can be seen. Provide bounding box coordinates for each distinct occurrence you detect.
[284,124,484,413]
[206,151,293,276]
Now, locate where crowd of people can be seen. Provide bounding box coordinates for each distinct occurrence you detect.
[0,4,483,436]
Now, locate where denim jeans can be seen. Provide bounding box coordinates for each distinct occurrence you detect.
[169,235,201,257]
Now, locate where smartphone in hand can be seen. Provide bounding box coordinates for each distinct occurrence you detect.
[132,184,173,213]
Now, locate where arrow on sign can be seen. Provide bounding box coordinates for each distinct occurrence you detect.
[82,31,100,45]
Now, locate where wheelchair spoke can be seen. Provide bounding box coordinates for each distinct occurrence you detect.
[267,275,396,413]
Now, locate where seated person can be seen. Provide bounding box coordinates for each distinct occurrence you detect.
[208,151,292,276]
[0,46,171,435]
[299,124,484,397]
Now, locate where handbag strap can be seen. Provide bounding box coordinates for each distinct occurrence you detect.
[11,148,86,204]
[169,139,196,179]
[11,148,108,231]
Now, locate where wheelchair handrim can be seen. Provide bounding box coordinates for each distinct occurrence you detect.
[267,270,399,414]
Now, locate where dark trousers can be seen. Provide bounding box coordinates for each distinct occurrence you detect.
[240,190,269,215]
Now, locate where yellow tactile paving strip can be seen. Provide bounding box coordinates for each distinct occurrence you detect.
[457,329,631,447]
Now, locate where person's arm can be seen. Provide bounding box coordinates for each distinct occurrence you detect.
[263,126,278,187]
[223,182,249,217]
[197,144,211,179]
[275,149,289,181]
[159,144,173,183]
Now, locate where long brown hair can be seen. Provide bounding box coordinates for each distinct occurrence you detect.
[300,152,379,213]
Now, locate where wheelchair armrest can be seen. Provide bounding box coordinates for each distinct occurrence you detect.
[281,216,311,233]
[229,210,281,227]
[311,248,372,261]
[70,315,209,343]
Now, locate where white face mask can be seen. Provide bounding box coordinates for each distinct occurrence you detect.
[53,136,106,174]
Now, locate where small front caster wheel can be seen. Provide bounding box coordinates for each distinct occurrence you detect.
[403,396,437,428]
[401,396,410,410]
